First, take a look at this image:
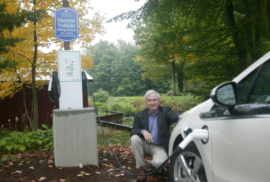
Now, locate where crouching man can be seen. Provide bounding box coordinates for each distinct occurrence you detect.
[130,90,182,182]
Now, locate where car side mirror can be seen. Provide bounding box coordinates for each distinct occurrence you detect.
[210,81,237,109]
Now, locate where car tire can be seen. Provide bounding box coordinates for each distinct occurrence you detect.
[170,141,207,182]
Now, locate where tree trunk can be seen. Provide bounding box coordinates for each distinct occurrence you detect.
[23,84,33,131]
[226,1,247,72]
[237,49,247,72]
[32,55,38,131]
[176,68,184,92]
[171,62,176,96]
[176,61,185,92]
[14,62,33,131]
[254,0,261,61]
[243,0,257,63]
[32,0,39,131]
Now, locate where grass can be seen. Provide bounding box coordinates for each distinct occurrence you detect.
[122,119,133,127]
[97,130,130,147]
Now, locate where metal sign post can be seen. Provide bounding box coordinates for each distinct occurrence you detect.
[63,0,70,50]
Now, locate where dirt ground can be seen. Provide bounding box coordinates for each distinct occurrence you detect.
[0,149,170,182]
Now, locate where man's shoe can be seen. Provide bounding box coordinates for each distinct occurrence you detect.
[137,167,146,182]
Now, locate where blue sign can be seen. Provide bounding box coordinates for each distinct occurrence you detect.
[54,8,79,42]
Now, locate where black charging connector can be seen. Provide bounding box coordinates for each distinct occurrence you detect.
[82,71,88,92]
[48,71,61,108]
[88,82,182,176]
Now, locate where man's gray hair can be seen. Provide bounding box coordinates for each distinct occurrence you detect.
[144,90,160,100]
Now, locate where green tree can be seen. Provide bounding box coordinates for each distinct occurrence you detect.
[111,40,142,96]
[131,7,188,94]
[0,2,28,71]
[86,40,171,96]
[86,40,117,92]
[109,0,270,98]
[0,0,104,131]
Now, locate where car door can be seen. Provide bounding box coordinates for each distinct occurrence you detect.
[211,59,270,182]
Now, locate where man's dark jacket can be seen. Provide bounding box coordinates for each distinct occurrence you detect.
[130,106,179,154]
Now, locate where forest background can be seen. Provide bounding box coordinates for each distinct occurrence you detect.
[88,0,270,99]
[1,0,270,130]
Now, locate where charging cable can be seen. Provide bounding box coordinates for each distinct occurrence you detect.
[88,82,209,176]
[48,72,61,106]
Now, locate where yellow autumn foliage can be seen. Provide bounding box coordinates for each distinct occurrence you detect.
[0,0,104,100]
[81,55,94,70]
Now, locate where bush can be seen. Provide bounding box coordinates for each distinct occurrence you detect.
[93,89,109,103]
[107,97,128,103]
[121,103,135,116]
[94,102,107,107]
[0,124,53,155]
[110,102,136,116]
[134,104,147,113]
[110,102,122,112]
[186,84,212,102]
[131,100,146,113]
[94,102,107,115]
[178,94,201,111]
[166,89,181,96]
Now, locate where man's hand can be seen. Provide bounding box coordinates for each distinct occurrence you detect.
[142,130,153,143]
[179,112,185,119]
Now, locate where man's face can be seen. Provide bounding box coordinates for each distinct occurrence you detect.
[145,92,160,114]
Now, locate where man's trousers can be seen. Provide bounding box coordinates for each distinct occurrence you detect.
[130,135,168,169]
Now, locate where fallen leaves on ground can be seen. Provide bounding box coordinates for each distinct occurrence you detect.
[38,177,46,181]
[0,145,170,181]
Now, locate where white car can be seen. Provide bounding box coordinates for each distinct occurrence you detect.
[169,51,270,182]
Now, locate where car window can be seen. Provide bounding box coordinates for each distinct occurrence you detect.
[236,67,259,104]
[248,60,270,103]
[232,59,270,115]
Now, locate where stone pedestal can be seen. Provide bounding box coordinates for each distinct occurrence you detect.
[53,107,98,167]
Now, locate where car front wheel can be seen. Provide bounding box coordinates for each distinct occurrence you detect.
[170,142,207,182]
